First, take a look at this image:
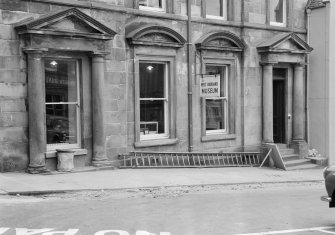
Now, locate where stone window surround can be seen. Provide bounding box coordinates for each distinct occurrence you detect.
[200,57,237,142]
[15,7,117,173]
[24,49,110,173]
[126,23,186,148]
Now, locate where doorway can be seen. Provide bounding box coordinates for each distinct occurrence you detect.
[273,68,286,143]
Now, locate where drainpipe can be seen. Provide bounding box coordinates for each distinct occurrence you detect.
[306,8,311,144]
[187,0,193,152]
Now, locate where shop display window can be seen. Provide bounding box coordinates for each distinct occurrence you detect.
[139,62,169,140]
[45,59,81,149]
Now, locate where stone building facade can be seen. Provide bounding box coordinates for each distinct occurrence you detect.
[0,0,311,172]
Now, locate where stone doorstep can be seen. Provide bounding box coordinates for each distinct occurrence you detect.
[306,157,328,166]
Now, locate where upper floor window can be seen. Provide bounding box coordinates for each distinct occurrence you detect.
[139,0,166,12]
[269,0,287,27]
[206,0,228,20]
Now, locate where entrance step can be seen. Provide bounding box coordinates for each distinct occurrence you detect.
[276,144,322,170]
[284,163,322,170]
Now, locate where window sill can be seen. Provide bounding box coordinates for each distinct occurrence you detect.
[134,138,179,148]
[45,148,88,158]
[201,134,236,142]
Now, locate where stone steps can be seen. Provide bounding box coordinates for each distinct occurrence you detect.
[277,144,321,170]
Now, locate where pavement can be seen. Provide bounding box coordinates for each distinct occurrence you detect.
[0,166,326,195]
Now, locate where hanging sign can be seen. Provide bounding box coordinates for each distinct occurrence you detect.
[200,75,220,97]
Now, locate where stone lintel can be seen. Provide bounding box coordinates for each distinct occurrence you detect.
[23,47,48,54]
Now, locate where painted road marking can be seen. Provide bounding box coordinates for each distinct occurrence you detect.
[234,226,335,235]
[0,228,171,235]
[319,230,335,234]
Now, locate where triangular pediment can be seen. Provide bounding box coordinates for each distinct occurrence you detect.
[195,31,244,52]
[15,8,116,40]
[42,15,101,34]
[126,24,186,48]
[257,33,312,54]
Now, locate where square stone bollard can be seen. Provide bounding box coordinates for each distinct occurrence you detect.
[56,149,76,172]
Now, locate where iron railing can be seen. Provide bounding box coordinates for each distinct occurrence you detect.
[119,151,262,168]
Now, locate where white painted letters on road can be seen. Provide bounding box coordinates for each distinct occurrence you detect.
[94,230,129,235]
[0,228,9,234]
[16,228,55,235]
[0,228,171,235]
[136,231,171,235]
[42,229,79,235]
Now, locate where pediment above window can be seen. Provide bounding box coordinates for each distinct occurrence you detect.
[15,8,116,40]
[257,33,313,54]
[126,24,186,48]
[195,31,245,52]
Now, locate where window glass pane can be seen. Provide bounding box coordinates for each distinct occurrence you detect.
[140,100,166,135]
[46,104,78,145]
[139,0,162,8]
[270,0,285,23]
[206,99,226,131]
[206,0,227,18]
[45,59,79,146]
[140,63,165,98]
[206,65,226,97]
[45,59,78,103]
[205,64,228,133]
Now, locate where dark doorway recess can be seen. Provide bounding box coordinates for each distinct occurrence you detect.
[273,68,286,143]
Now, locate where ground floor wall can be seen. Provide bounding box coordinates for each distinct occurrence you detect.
[0,2,310,172]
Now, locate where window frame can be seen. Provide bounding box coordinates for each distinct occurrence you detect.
[204,64,229,135]
[202,0,233,21]
[44,57,82,151]
[205,0,228,20]
[268,0,287,27]
[134,54,176,145]
[201,57,236,141]
[139,61,169,140]
[138,0,167,12]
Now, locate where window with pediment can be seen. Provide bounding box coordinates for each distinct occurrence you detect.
[126,24,185,147]
[196,31,244,141]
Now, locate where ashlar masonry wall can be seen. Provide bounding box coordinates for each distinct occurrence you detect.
[0,0,309,171]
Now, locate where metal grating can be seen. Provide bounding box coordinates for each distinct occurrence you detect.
[119,151,262,168]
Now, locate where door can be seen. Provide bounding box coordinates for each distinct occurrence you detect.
[273,68,286,143]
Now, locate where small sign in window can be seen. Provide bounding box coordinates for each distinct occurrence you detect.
[200,75,220,98]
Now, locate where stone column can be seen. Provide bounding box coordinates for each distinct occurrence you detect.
[91,53,111,167]
[25,49,48,174]
[292,63,305,141]
[262,63,275,143]
[291,63,308,158]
